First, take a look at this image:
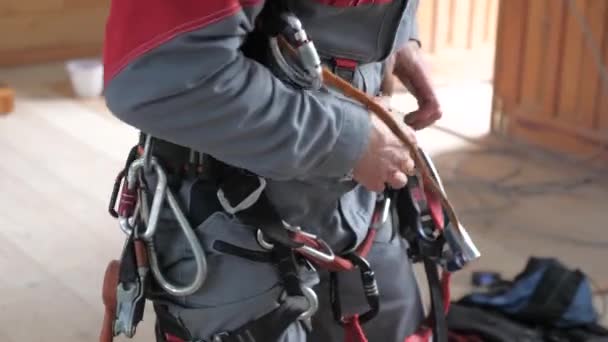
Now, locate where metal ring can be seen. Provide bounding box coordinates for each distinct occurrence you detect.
[299,286,319,321]
[256,229,275,250]
[417,222,440,242]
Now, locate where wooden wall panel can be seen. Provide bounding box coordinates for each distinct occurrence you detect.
[418,0,498,54]
[519,0,546,112]
[556,0,588,124]
[493,0,608,158]
[597,6,608,133]
[0,0,108,66]
[578,0,608,129]
[539,0,567,120]
[450,0,471,49]
[415,0,499,84]
[493,0,526,115]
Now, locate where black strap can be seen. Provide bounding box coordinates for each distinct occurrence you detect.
[519,263,584,324]
[154,304,193,341]
[212,240,274,263]
[423,257,448,342]
[154,246,305,342]
[219,296,309,342]
[214,162,301,249]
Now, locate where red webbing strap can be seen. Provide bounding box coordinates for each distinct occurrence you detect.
[424,183,444,229]
[334,58,358,69]
[343,315,368,342]
[165,334,185,342]
[314,0,392,8]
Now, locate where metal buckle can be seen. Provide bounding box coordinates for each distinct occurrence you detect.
[216,176,267,215]
[114,281,143,337]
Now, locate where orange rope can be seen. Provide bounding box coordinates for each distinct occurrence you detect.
[321,68,462,235]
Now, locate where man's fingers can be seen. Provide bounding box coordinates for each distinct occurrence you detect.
[403,110,419,125]
[404,105,442,130]
[387,170,408,189]
[404,157,416,176]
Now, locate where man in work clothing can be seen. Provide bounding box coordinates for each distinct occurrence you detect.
[103,1,443,341]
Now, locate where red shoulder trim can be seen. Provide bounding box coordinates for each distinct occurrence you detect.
[103,0,262,84]
[314,0,393,7]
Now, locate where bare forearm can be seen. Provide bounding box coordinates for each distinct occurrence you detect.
[392,41,442,129]
[393,41,436,103]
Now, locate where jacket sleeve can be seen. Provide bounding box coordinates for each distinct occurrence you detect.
[104,8,371,181]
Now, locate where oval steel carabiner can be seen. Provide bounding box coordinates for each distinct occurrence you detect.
[121,158,168,239]
[146,185,207,296]
[298,285,319,321]
[129,156,207,297]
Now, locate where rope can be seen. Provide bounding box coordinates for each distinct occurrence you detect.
[321,68,463,237]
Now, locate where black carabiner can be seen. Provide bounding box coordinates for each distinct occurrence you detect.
[330,253,380,325]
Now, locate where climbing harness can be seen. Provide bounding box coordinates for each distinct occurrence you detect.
[100,7,481,342]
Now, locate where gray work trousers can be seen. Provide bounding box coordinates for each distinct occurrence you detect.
[149,178,424,342]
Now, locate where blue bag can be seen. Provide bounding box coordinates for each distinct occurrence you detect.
[462,257,598,328]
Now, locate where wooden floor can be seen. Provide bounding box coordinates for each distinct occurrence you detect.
[0,63,607,341]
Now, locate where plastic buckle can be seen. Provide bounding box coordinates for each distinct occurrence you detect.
[333,58,357,83]
[217,176,267,215]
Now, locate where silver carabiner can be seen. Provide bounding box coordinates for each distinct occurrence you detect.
[142,134,152,172]
[123,157,167,240]
[257,224,336,264]
[298,285,319,321]
[283,223,335,263]
[130,157,207,297]
[146,185,207,296]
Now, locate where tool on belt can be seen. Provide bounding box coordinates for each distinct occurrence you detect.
[99,9,480,342]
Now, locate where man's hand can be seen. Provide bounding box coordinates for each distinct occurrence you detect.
[393,41,442,130]
[404,97,442,130]
[352,115,417,192]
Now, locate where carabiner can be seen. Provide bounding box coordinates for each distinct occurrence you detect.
[330,254,379,325]
[371,196,392,230]
[298,285,319,321]
[142,134,152,172]
[287,226,335,264]
[140,159,206,296]
[257,224,336,264]
[125,156,207,297]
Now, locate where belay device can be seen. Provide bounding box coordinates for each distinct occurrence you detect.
[396,148,481,342]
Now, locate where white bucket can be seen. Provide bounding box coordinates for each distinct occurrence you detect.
[65,58,104,98]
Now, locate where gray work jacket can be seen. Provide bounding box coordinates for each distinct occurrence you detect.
[103,0,419,252]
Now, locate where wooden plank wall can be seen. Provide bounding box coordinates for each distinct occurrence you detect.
[417,0,499,83]
[418,0,499,54]
[0,0,109,66]
[493,0,608,157]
